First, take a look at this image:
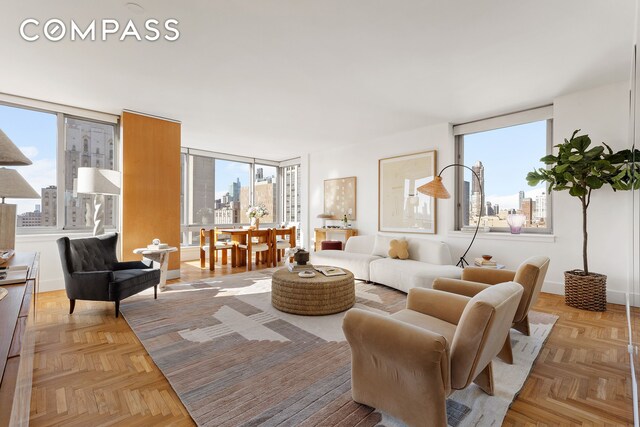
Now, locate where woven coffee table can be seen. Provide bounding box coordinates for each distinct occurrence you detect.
[271,268,355,315]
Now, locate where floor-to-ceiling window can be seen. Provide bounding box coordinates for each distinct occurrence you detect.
[179,149,300,246]
[251,164,278,224]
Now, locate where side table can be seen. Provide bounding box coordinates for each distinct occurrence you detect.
[133,247,178,290]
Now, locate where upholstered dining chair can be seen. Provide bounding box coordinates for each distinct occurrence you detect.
[343,282,523,427]
[273,226,296,265]
[199,228,235,271]
[431,255,550,364]
[237,228,274,270]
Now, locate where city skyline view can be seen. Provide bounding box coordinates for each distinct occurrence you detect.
[463,120,547,210]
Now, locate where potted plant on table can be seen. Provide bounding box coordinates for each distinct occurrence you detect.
[527,130,639,311]
[246,204,269,229]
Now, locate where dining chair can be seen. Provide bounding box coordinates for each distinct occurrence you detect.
[199,228,235,271]
[273,225,296,265]
[237,228,274,270]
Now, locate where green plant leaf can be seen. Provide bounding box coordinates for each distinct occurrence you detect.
[540,155,558,164]
[569,154,584,162]
[584,146,604,158]
[569,186,587,197]
[585,176,603,189]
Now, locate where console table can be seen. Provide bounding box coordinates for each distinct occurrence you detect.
[314,228,358,251]
[0,252,39,426]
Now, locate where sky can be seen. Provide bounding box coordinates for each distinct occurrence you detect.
[463,120,547,209]
[214,160,276,200]
[0,104,57,214]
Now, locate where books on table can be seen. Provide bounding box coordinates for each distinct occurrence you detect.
[314,266,347,277]
[0,265,29,285]
[287,263,315,272]
[474,257,497,268]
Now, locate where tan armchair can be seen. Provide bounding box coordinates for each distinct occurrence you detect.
[342,282,523,427]
[432,256,550,364]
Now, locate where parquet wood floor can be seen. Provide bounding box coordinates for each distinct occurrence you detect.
[27,260,633,426]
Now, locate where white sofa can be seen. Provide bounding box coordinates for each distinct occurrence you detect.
[310,235,462,293]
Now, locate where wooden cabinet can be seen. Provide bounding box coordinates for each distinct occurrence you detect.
[0,252,39,426]
[314,228,358,251]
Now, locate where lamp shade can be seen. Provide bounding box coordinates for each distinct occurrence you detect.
[0,168,40,199]
[0,129,32,166]
[77,167,121,195]
[417,176,450,199]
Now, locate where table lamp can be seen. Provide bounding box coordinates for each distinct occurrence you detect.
[417,163,484,267]
[77,167,121,236]
[0,129,32,166]
[0,168,40,249]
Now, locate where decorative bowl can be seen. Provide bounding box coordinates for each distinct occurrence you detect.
[482,255,493,261]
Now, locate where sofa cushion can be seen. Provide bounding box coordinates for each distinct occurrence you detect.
[389,239,409,259]
[407,238,453,265]
[109,268,160,300]
[372,234,394,257]
[370,258,462,293]
[310,250,381,281]
[344,235,376,254]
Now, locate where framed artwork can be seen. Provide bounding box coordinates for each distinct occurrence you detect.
[324,176,357,220]
[378,150,437,234]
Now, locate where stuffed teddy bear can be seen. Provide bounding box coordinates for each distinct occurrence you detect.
[388,239,409,259]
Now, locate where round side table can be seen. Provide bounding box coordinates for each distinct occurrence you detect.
[132,247,178,290]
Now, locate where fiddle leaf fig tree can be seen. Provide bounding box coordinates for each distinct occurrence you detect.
[527,130,640,275]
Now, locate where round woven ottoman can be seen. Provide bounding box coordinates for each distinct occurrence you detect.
[271,268,355,315]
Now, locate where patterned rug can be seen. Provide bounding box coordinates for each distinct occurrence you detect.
[120,269,557,427]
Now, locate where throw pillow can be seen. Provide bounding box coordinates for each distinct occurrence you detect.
[372,234,394,257]
[388,239,409,259]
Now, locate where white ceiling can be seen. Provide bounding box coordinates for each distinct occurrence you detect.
[0,0,635,160]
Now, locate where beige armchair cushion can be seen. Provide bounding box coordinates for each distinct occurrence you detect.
[441,256,550,325]
[450,282,523,389]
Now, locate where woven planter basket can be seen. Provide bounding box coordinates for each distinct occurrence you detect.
[564,270,607,312]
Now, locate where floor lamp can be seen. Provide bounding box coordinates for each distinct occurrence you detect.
[77,167,121,236]
[417,163,484,268]
[0,129,38,250]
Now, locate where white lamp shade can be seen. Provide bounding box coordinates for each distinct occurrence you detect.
[77,167,121,195]
[0,129,32,166]
[0,168,40,199]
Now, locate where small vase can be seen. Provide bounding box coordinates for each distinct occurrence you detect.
[250,217,260,229]
[507,214,526,234]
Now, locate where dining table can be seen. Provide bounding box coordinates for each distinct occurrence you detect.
[215,227,295,268]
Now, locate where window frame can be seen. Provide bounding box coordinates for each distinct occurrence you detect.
[179,147,298,246]
[453,108,554,235]
[0,96,120,235]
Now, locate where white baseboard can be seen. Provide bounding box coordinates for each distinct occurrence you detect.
[39,278,65,293]
[542,280,638,307]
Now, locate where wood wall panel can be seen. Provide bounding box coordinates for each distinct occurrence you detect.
[121,112,181,271]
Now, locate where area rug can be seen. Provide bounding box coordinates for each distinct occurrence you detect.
[120,270,557,427]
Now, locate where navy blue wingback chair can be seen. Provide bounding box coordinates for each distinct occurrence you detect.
[57,233,160,317]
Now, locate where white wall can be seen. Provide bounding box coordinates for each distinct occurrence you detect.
[307,81,632,304]
[15,232,93,293]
